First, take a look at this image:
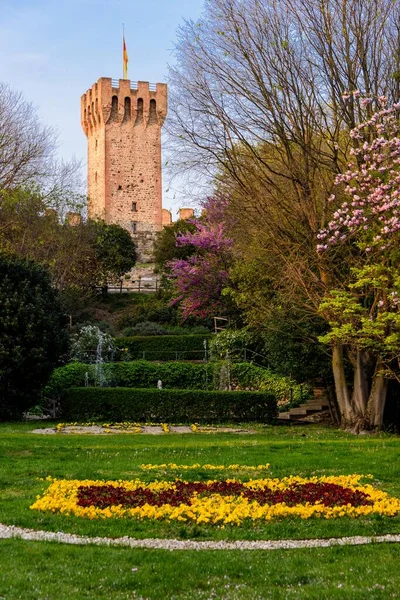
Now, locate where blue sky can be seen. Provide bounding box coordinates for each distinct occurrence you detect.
[0,0,205,213]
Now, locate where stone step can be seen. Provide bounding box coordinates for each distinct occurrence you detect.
[288,408,309,416]
[302,406,329,413]
[304,402,330,409]
[278,412,291,420]
[278,387,331,422]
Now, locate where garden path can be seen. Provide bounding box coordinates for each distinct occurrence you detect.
[1,523,399,551]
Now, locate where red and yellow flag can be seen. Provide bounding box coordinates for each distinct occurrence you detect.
[123,35,129,79]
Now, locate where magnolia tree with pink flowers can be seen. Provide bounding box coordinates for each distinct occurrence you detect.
[168,196,234,320]
[318,98,400,431]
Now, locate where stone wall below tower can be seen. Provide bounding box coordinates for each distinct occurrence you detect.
[131,230,160,264]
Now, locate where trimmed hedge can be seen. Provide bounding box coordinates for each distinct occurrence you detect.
[228,363,312,405]
[116,335,211,361]
[45,361,211,395]
[59,387,277,423]
[46,361,311,405]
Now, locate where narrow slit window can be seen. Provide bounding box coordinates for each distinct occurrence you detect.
[132,202,137,212]
[131,221,137,233]
[123,97,131,122]
[149,99,157,124]
[110,95,118,121]
[135,98,143,125]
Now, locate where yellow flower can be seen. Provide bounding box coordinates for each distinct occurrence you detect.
[30,473,400,526]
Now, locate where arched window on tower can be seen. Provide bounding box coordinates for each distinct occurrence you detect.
[149,99,157,124]
[108,95,118,123]
[123,97,131,123]
[135,98,143,126]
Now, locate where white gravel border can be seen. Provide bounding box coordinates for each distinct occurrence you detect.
[0,524,399,551]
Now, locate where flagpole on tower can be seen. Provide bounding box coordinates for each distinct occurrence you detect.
[123,24,129,80]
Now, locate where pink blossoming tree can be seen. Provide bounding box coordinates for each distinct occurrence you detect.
[168,195,234,320]
[318,98,400,431]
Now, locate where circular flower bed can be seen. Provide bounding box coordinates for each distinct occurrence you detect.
[30,473,400,525]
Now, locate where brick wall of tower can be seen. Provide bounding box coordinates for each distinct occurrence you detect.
[81,77,167,261]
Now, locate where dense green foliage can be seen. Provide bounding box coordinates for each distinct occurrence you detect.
[121,321,211,337]
[258,311,332,383]
[115,292,213,334]
[91,220,136,286]
[0,255,68,418]
[116,335,212,361]
[47,361,210,393]
[153,218,197,273]
[123,321,169,336]
[229,363,312,404]
[46,360,309,404]
[59,387,277,423]
[0,189,137,315]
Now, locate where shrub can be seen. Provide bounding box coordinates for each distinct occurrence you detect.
[116,335,211,361]
[228,363,312,404]
[46,361,214,394]
[0,255,68,418]
[59,387,277,423]
[116,297,179,329]
[125,321,167,336]
[210,329,252,360]
[165,325,211,335]
[47,361,309,405]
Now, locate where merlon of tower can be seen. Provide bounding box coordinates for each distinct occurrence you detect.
[81,78,167,135]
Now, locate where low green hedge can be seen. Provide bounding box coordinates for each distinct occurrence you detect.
[59,387,277,423]
[45,361,211,394]
[116,335,211,361]
[228,363,312,406]
[46,361,311,406]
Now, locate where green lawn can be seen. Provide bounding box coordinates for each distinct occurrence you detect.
[0,422,400,598]
[0,539,399,599]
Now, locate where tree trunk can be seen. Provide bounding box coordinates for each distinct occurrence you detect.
[331,343,353,425]
[351,349,369,418]
[365,359,389,430]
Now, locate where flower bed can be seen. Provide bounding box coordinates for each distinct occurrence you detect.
[30,474,400,526]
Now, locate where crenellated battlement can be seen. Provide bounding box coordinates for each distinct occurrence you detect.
[81,76,168,262]
[81,77,167,137]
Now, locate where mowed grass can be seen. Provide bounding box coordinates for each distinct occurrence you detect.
[0,539,399,599]
[1,422,400,541]
[1,422,400,599]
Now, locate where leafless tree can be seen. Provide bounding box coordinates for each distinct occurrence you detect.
[0,82,56,188]
[166,0,400,430]
[0,82,83,202]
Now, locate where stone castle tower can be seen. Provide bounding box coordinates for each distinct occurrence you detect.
[81,77,167,261]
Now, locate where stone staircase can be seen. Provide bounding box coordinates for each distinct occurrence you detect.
[278,387,331,423]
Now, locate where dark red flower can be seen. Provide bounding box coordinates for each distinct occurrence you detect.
[77,480,371,510]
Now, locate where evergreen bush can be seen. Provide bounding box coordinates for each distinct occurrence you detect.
[46,360,310,406]
[59,387,277,423]
[116,335,211,361]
